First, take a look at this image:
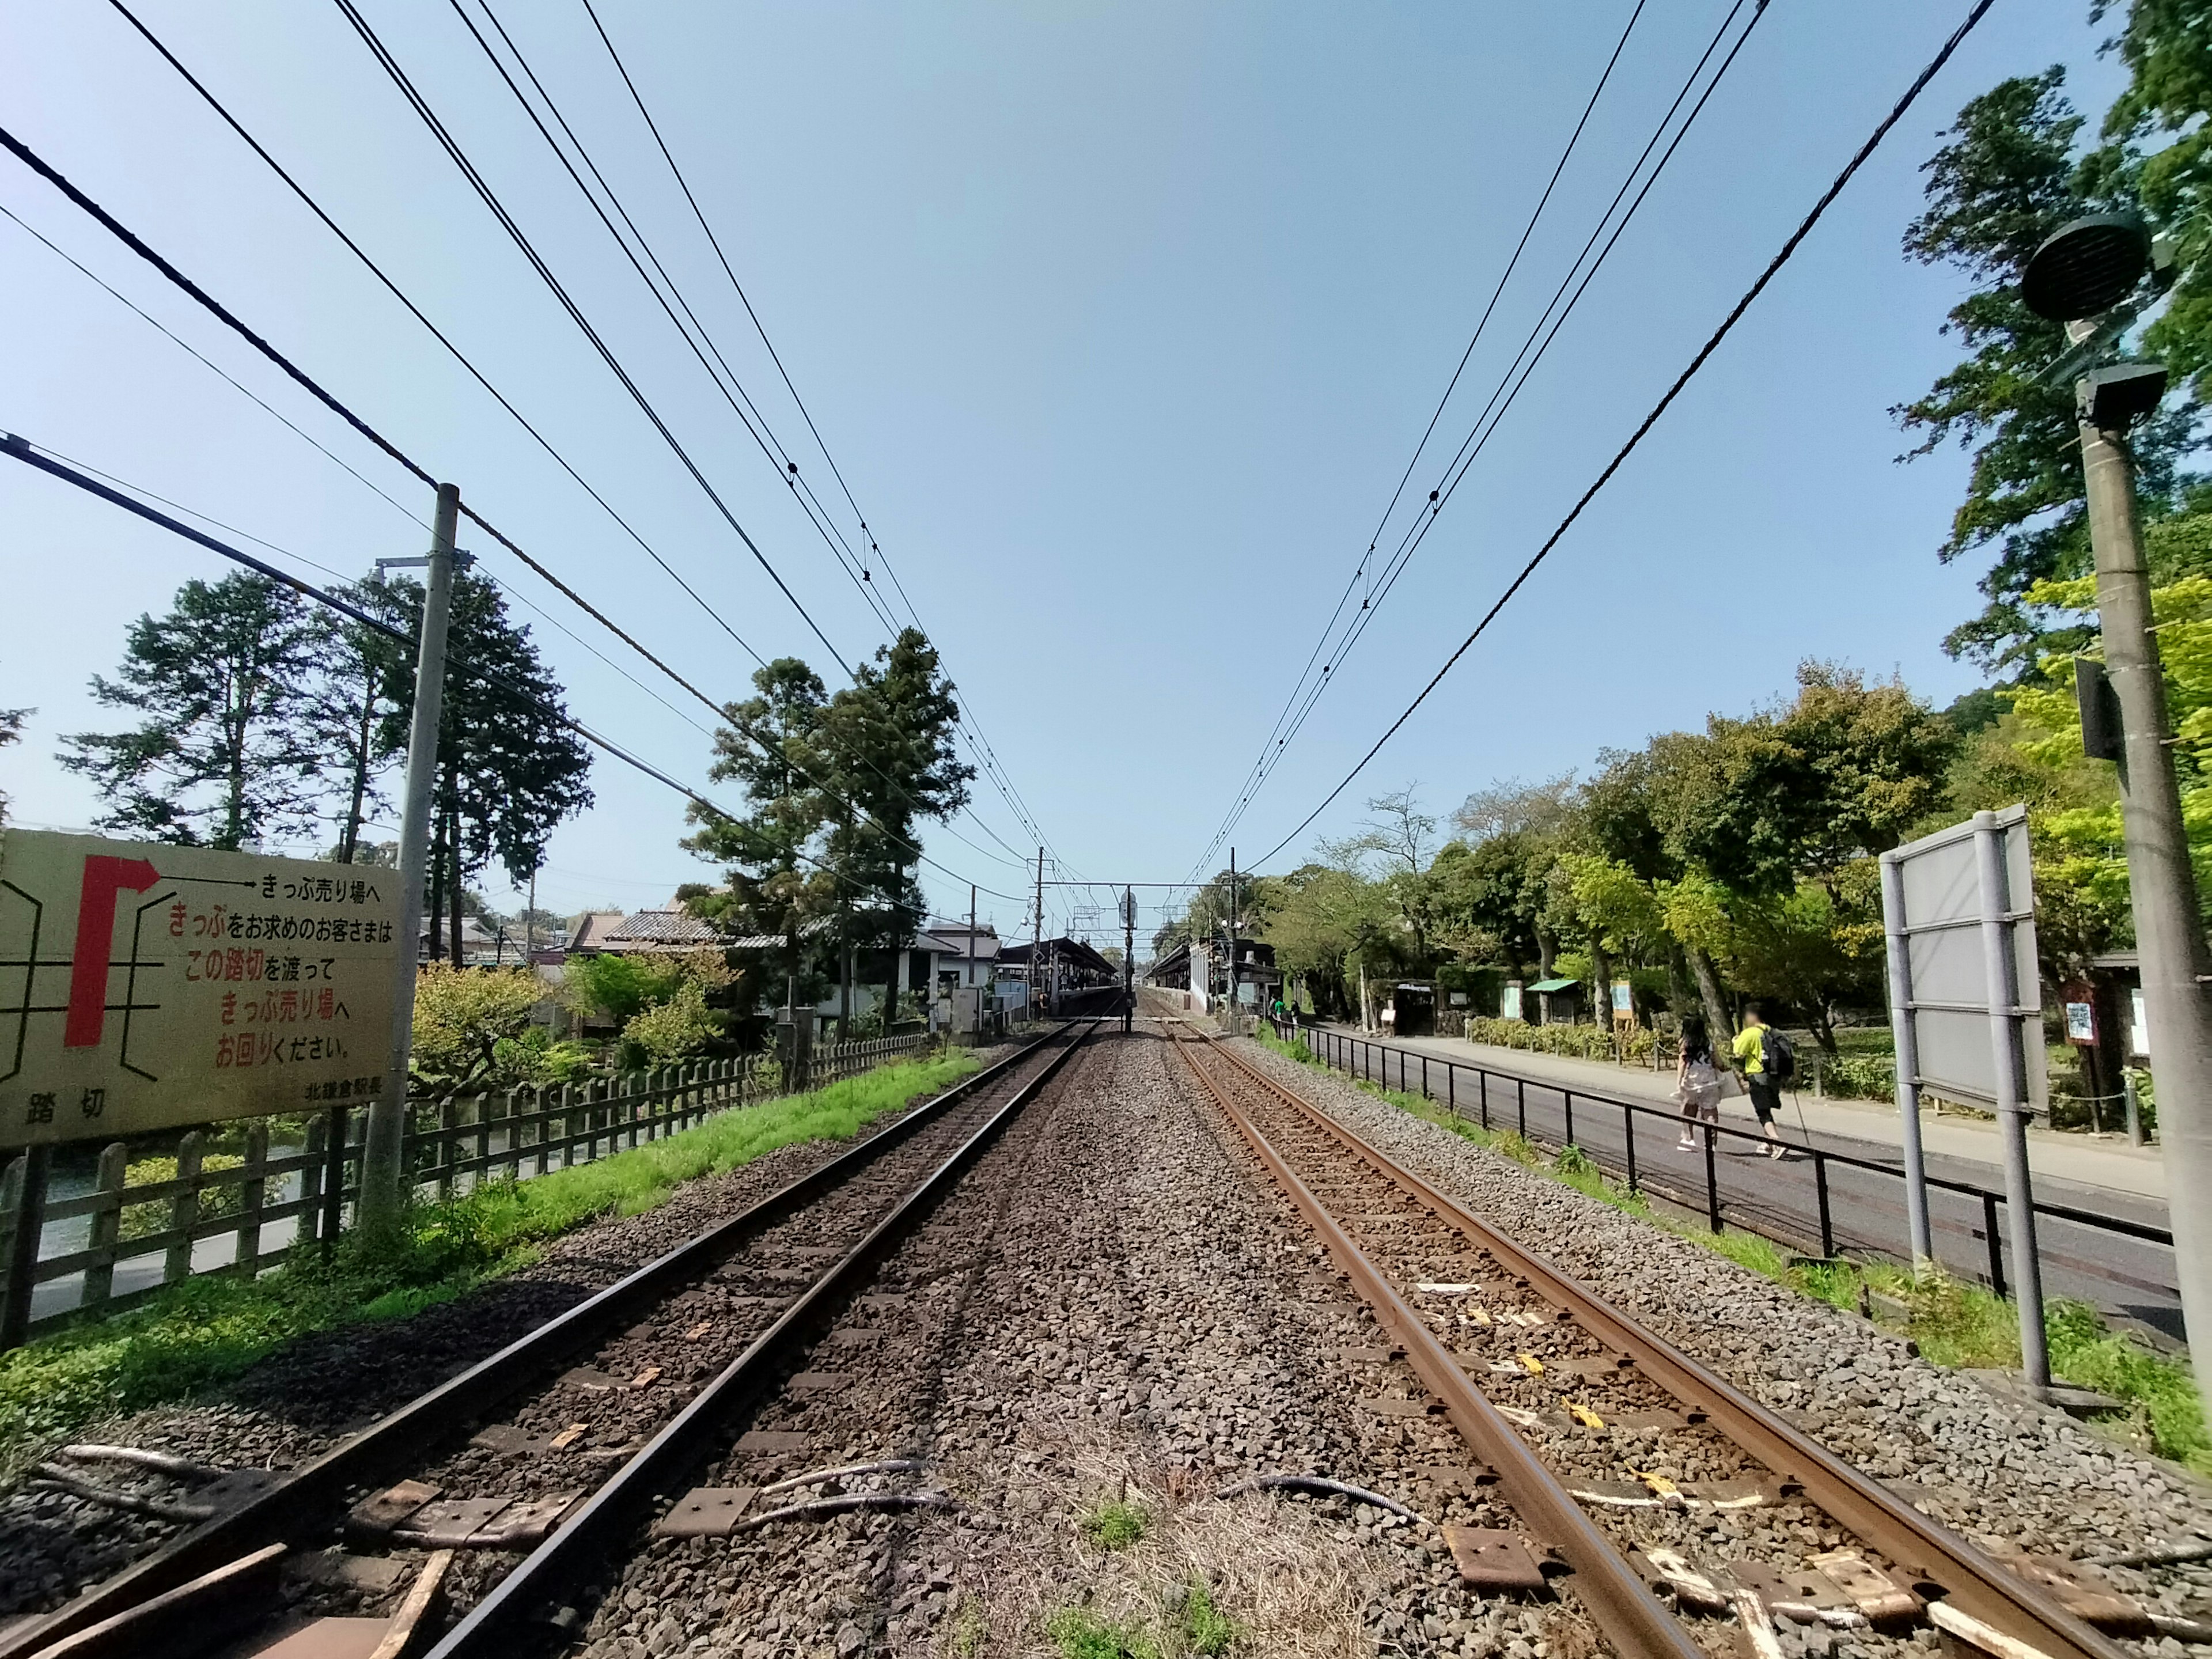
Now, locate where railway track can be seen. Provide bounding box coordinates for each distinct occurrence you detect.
[1168,1023,2139,1659]
[2,1023,1098,1659]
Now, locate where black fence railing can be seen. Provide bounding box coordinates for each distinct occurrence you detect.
[1274,1018,2173,1304]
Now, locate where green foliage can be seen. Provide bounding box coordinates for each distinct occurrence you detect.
[622,980,721,1065]
[1080,1498,1150,1550]
[0,1051,972,1481]
[59,572,330,848]
[410,964,547,1090]
[1180,1580,1236,1657]
[1463,1016,1653,1063]
[562,953,686,1028]
[118,1153,245,1242]
[1817,1052,1898,1103]
[1554,1142,1596,1178]
[489,1026,593,1086]
[1044,1608,1159,1659]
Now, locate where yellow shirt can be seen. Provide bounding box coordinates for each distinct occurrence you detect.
[1732,1026,1765,1075]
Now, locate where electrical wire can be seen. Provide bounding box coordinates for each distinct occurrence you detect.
[1194,0,1653,875]
[1188,0,1764,879]
[327,0,850,672]
[570,0,1067,872]
[0,93,1022,898]
[2,431,1028,907]
[1245,0,2002,873]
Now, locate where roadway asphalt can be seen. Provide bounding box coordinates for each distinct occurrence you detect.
[1300,1021,2182,1343]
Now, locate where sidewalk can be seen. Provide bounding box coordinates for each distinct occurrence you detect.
[1309,1023,2169,1210]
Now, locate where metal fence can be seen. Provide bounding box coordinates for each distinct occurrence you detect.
[0,1029,939,1348]
[1277,1019,2172,1304]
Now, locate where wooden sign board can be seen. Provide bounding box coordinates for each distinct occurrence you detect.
[0,830,399,1147]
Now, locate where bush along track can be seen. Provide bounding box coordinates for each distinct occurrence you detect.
[0,1051,979,1482]
[1254,1026,2209,1475]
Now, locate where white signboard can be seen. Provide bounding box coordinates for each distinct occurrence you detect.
[0,830,399,1147]
[1881,806,2046,1113]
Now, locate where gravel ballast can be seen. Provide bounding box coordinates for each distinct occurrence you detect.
[1230,1034,2212,1640]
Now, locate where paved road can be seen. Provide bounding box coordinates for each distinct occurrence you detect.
[1298,1022,2181,1343]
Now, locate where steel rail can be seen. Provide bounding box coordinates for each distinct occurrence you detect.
[1195,1029,2131,1659]
[424,1020,1101,1657]
[5,1028,1077,1659]
[1169,1029,1707,1659]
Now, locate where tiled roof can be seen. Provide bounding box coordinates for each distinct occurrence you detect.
[605,908,725,946]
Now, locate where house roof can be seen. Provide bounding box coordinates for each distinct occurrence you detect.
[601,907,726,952]
[567,911,629,951]
[919,923,1000,960]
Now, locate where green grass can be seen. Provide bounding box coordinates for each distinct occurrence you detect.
[1249,1024,2211,1475]
[0,1051,977,1481]
[1080,1498,1150,1550]
[1045,1607,1160,1659]
[1179,1578,1237,1656]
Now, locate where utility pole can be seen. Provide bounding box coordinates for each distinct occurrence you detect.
[525,863,537,963]
[2083,410,2212,1377]
[1228,848,1240,1037]
[2019,217,2212,1401]
[968,884,978,1044]
[1033,848,1044,1021]
[361,482,459,1236]
[1122,885,1136,1034]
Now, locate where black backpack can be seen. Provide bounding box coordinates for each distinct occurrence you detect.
[1762,1027,1797,1086]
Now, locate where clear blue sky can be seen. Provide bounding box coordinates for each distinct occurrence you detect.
[0,1,2124,948]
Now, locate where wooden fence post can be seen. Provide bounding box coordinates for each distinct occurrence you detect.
[236,1124,267,1278]
[501,1089,521,1182]
[320,1105,347,1252]
[81,1143,129,1310]
[474,1092,492,1185]
[300,1116,325,1249]
[532,1086,550,1177]
[437,1097,460,1200]
[166,1131,204,1285]
[0,1149,48,1351]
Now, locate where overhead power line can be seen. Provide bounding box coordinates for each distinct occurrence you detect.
[1190,0,1764,879]
[1247,0,2002,873]
[0,119,1021,902]
[567,0,1067,871]
[99,0,1054,874]
[1,432,1029,907]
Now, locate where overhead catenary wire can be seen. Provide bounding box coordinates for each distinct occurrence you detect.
[1,433,1028,908]
[1189,0,1765,880]
[1206,0,1770,863]
[1190,0,1653,878]
[0,99,1025,895]
[97,0,1050,874]
[1245,0,2002,873]
[566,0,1067,871]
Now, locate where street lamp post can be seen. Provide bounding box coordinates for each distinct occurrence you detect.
[2024,217,2212,1407]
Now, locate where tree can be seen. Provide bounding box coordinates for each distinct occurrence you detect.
[0,698,25,825]
[1260,863,1388,1021]
[372,571,593,960]
[410,964,545,1090]
[61,573,328,849]
[816,630,972,1036]
[684,658,840,1014]
[1660,663,1958,897]
[1897,66,2200,671]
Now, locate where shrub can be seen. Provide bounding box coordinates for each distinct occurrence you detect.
[411,965,545,1089]
[118,1153,245,1241]
[622,980,722,1065]
[1464,1016,1653,1063]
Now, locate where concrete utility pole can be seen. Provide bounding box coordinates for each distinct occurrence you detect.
[2082,412,2212,1377]
[361,482,459,1235]
[968,884,978,1043]
[1033,849,1044,1020]
[1228,848,1240,1037]
[1123,885,1135,1035]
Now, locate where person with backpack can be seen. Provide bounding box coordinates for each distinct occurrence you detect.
[1730,1003,1796,1158]
[1673,1018,1724,1150]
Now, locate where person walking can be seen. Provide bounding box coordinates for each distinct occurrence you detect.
[1732,1003,1790,1158]
[1674,1018,1723,1150]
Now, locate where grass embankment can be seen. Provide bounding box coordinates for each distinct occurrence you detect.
[1252,1028,2210,1476]
[0,1051,978,1480]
